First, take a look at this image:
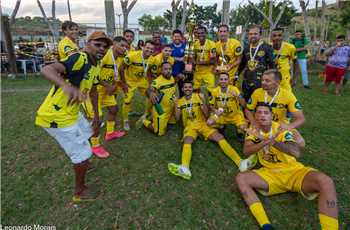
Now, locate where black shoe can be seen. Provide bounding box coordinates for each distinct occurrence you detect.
[304,85,311,89]
[261,224,275,230]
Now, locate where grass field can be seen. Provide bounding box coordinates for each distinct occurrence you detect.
[1,72,350,229]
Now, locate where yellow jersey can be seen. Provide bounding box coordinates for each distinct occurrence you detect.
[194,39,216,73]
[58,36,79,61]
[177,93,206,127]
[273,42,296,73]
[216,38,243,76]
[246,121,303,169]
[148,53,175,76]
[124,50,150,82]
[210,85,243,116]
[35,52,100,128]
[246,88,302,124]
[151,75,176,112]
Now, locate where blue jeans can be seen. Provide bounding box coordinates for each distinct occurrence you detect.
[297,59,309,86]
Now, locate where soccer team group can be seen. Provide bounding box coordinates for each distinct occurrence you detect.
[35,21,340,229]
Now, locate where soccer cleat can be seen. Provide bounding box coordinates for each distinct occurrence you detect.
[135,114,147,129]
[72,188,98,203]
[123,120,130,131]
[92,146,110,158]
[105,130,126,141]
[168,163,192,180]
[239,154,258,172]
[261,224,274,230]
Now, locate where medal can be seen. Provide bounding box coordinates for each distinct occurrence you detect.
[219,86,229,109]
[260,128,273,156]
[264,88,280,106]
[186,97,193,118]
[141,51,148,77]
[248,41,262,70]
[247,60,258,70]
[110,49,118,81]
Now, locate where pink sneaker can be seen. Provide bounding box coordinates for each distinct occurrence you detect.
[91,146,110,158]
[105,130,126,141]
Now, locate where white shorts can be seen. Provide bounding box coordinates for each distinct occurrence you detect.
[44,115,93,164]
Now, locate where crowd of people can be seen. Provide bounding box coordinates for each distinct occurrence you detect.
[34,20,350,229]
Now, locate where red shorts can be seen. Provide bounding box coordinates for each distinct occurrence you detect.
[325,65,346,84]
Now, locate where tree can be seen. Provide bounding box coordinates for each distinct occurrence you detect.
[171,0,181,31]
[320,0,326,42]
[299,0,311,40]
[120,0,137,30]
[138,14,168,32]
[37,0,59,42]
[248,0,287,35]
[10,0,21,25]
[179,0,189,32]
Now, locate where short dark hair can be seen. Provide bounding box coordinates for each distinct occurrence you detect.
[161,61,171,68]
[62,21,78,31]
[197,25,207,33]
[295,30,303,33]
[272,27,284,32]
[336,34,346,40]
[113,36,127,43]
[263,69,281,81]
[152,31,161,36]
[249,24,262,34]
[172,29,183,36]
[256,104,273,113]
[183,79,193,85]
[162,44,172,49]
[218,24,229,31]
[218,72,229,77]
[123,29,134,36]
[144,40,155,46]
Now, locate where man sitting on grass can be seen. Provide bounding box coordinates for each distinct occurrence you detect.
[236,104,338,230]
[167,81,256,180]
[35,31,111,202]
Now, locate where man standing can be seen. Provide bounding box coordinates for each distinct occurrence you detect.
[35,31,111,202]
[170,29,187,96]
[58,21,80,60]
[271,28,297,92]
[193,26,217,92]
[236,104,338,230]
[119,40,155,130]
[290,30,310,89]
[152,31,163,55]
[83,36,128,158]
[238,25,274,101]
[323,34,350,96]
[167,81,256,180]
[216,24,243,86]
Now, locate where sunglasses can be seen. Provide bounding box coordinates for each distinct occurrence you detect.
[91,42,109,49]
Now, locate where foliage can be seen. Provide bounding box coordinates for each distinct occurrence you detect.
[138,14,168,32]
[12,16,61,31]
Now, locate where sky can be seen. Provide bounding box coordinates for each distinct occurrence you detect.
[2,0,337,25]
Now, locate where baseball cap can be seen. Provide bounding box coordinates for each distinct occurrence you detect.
[88,31,113,46]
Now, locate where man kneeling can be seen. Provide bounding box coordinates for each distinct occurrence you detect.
[236,104,338,230]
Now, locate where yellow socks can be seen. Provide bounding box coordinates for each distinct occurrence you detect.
[218,139,242,167]
[122,103,131,121]
[106,121,115,134]
[90,136,100,147]
[249,202,270,227]
[143,119,151,128]
[181,144,192,169]
[319,214,338,230]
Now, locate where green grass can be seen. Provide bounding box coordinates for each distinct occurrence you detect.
[1,72,350,229]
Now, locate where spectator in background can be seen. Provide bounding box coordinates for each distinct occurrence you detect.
[58,21,79,60]
[160,34,168,45]
[152,31,163,55]
[323,35,350,96]
[123,29,136,51]
[170,29,186,96]
[290,30,311,89]
[137,40,145,50]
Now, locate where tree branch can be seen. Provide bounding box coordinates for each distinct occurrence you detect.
[127,0,137,13]
[272,1,287,29]
[10,0,21,25]
[248,0,272,25]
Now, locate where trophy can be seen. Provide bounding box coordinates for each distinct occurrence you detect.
[184,22,195,74]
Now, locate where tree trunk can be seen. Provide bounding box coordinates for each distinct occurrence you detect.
[67,0,72,21]
[221,0,230,25]
[320,0,326,42]
[179,0,188,32]
[120,0,137,30]
[105,0,116,38]
[314,0,318,39]
[37,0,58,43]
[171,0,181,31]
[10,0,21,25]
[1,16,17,74]
[299,0,311,40]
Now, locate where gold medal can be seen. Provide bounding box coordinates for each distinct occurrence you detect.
[248,60,258,70]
